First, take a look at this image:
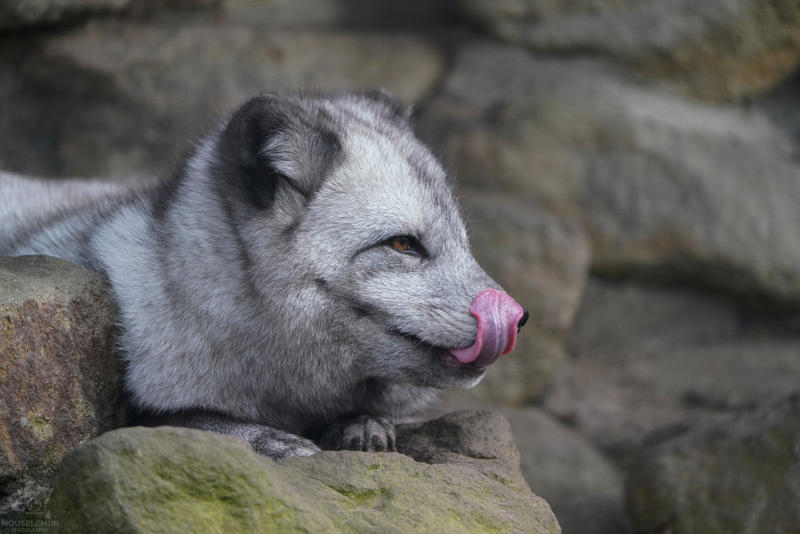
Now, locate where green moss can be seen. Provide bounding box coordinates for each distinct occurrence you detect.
[30,417,54,441]
[329,486,391,508]
[49,426,560,534]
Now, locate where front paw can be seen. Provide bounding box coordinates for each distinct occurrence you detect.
[319,415,396,452]
[251,427,321,460]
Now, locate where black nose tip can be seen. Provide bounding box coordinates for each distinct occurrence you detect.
[517,309,529,333]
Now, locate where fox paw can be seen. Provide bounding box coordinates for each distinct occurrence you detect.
[251,428,321,460]
[319,415,396,452]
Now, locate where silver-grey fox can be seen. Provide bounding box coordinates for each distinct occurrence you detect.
[1,91,527,458]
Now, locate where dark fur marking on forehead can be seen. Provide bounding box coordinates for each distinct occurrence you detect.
[210,94,343,212]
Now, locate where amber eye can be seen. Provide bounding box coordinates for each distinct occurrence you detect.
[391,236,411,252]
[385,235,427,258]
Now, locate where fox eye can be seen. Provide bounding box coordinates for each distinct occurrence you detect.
[386,235,426,257]
[391,236,411,252]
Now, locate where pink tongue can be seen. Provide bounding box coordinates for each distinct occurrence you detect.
[450,289,524,367]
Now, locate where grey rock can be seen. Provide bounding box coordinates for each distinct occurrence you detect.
[221,0,343,28]
[428,399,632,534]
[544,278,800,464]
[221,0,460,30]
[397,410,527,484]
[421,43,800,303]
[568,277,738,352]
[756,69,800,149]
[0,20,444,178]
[0,0,132,29]
[0,256,123,513]
[45,412,561,533]
[627,394,800,534]
[458,0,800,100]
[505,407,632,534]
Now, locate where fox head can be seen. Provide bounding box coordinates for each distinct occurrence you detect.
[214,91,525,388]
[131,92,527,430]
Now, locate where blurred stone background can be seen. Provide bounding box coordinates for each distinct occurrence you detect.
[2,1,800,533]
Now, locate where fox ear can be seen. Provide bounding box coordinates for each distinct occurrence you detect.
[355,89,413,123]
[213,94,342,210]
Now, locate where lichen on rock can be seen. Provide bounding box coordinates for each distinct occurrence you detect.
[0,255,124,514]
[48,411,561,533]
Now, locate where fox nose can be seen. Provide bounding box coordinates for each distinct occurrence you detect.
[518,309,529,333]
[450,289,525,368]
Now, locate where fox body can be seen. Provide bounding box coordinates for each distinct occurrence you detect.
[0,92,526,457]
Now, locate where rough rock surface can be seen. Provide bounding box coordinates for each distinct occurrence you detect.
[421,43,800,303]
[221,0,460,30]
[757,70,800,147]
[627,395,800,534]
[0,0,132,29]
[432,399,632,534]
[48,411,561,533]
[544,278,800,465]
[458,189,590,403]
[501,407,632,534]
[0,256,123,506]
[0,21,443,178]
[459,0,800,100]
[2,2,800,531]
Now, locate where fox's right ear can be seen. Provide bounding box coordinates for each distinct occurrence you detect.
[356,89,413,123]
[212,94,342,210]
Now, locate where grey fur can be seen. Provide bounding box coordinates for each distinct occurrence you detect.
[0,92,507,458]
[139,411,321,459]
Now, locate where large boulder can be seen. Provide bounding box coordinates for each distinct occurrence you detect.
[458,0,800,101]
[544,278,800,464]
[0,256,123,510]
[439,400,634,534]
[504,408,632,534]
[221,0,460,30]
[627,394,800,534]
[0,0,133,29]
[757,69,800,146]
[0,20,444,178]
[47,411,561,533]
[421,43,800,304]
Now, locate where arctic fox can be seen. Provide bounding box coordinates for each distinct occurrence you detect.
[0,91,527,458]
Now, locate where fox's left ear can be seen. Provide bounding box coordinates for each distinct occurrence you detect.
[212,94,342,210]
[355,89,414,123]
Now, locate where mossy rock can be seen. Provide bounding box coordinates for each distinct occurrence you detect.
[0,255,123,510]
[627,394,800,534]
[48,413,560,533]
